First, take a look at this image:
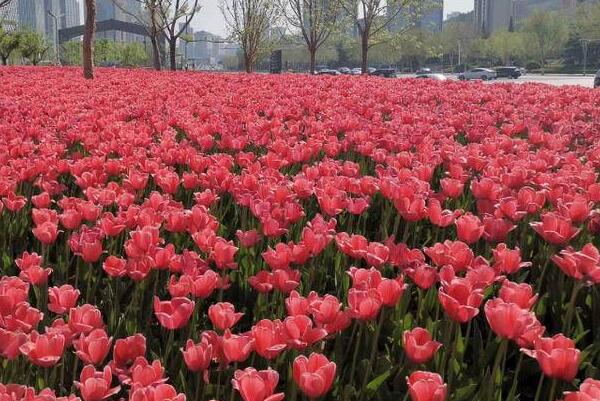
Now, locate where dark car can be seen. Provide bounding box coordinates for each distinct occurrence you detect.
[595,69,600,88]
[315,68,341,76]
[370,68,397,78]
[495,66,522,79]
[416,68,432,76]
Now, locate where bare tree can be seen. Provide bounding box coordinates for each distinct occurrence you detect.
[281,0,340,74]
[158,0,201,70]
[83,0,96,79]
[0,0,13,8]
[220,0,279,73]
[341,0,426,73]
[112,0,164,70]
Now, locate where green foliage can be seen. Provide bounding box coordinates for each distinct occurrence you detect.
[119,43,149,67]
[61,40,82,66]
[18,30,48,66]
[522,10,568,71]
[0,26,20,65]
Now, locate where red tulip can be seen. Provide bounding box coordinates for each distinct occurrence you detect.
[563,378,600,401]
[552,244,600,284]
[310,294,342,325]
[282,315,327,350]
[522,334,580,382]
[19,331,65,367]
[112,334,146,369]
[208,302,243,331]
[129,384,186,401]
[348,288,382,321]
[438,278,483,323]
[222,330,254,363]
[236,229,262,247]
[403,328,442,364]
[231,367,284,401]
[75,365,120,401]
[484,299,540,341]
[48,284,81,314]
[129,357,167,387]
[377,276,406,307]
[73,328,112,365]
[181,339,212,382]
[0,328,27,359]
[498,281,537,310]
[3,302,43,333]
[293,353,336,398]
[530,213,581,246]
[492,244,531,275]
[69,304,105,335]
[102,256,128,278]
[190,270,219,299]
[407,371,447,401]
[32,221,59,245]
[455,213,484,244]
[251,319,286,360]
[153,296,195,330]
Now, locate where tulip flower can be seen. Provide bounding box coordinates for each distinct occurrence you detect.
[438,278,484,323]
[406,371,447,401]
[153,296,195,330]
[530,212,580,246]
[403,328,442,364]
[231,368,284,401]
[182,339,213,382]
[293,353,336,398]
[208,302,243,331]
[522,334,580,382]
[48,284,80,314]
[19,331,65,367]
[75,365,120,401]
[73,328,112,365]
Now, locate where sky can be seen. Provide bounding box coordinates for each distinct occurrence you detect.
[78,0,475,38]
[194,0,475,37]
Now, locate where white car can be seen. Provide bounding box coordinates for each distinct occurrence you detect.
[458,68,497,81]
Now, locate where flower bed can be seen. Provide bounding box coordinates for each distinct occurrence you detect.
[1,67,600,401]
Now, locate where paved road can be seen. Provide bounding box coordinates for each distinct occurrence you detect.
[400,73,596,88]
[490,74,595,88]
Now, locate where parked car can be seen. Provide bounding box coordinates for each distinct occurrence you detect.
[458,68,497,81]
[595,69,600,88]
[316,68,341,76]
[338,67,351,74]
[350,68,362,75]
[415,73,447,81]
[495,66,522,79]
[416,68,432,76]
[368,67,377,74]
[370,68,397,78]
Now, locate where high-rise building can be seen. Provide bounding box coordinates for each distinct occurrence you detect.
[474,0,515,35]
[96,0,145,43]
[388,1,444,33]
[17,0,46,32]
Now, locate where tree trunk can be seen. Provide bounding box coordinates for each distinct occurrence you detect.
[150,35,161,70]
[169,38,177,70]
[82,0,96,79]
[244,52,252,73]
[1,56,7,65]
[361,32,369,74]
[309,47,316,75]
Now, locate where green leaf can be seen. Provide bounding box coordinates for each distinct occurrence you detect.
[366,370,392,392]
[453,383,478,401]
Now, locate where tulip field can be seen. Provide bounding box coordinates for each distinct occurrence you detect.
[2,66,600,401]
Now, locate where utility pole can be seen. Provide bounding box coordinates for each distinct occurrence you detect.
[580,39,589,76]
[47,10,64,65]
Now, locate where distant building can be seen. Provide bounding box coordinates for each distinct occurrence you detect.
[1,0,79,39]
[389,1,444,33]
[16,0,46,32]
[474,0,515,35]
[95,0,145,43]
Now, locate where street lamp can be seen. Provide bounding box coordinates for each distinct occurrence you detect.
[47,10,65,65]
